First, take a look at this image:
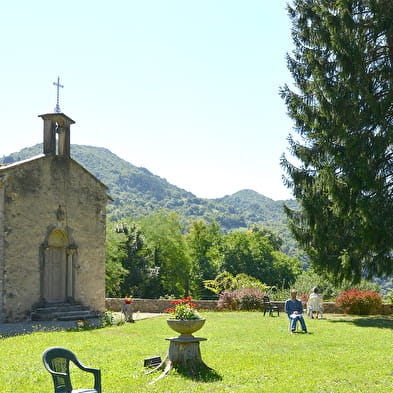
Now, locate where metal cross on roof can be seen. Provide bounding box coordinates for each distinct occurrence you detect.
[53,76,64,113]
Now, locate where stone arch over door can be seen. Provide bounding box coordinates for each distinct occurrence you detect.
[42,229,75,303]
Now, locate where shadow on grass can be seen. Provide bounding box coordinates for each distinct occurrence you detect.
[291,331,313,335]
[174,365,223,382]
[327,315,393,330]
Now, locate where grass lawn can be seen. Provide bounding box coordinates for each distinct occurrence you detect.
[0,312,392,393]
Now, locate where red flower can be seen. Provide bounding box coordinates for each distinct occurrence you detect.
[166,297,201,319]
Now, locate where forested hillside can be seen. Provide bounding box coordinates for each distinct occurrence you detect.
[0,144,297,236]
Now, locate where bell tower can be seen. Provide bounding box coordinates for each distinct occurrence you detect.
[39,113,75,158]
[38,76,75,157]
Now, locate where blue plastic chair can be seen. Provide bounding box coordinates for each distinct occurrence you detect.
[42,347,101,393]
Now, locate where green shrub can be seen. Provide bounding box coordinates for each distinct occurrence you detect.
[336,288,382,315]
[384,288,393,304]
[101,310,117,326]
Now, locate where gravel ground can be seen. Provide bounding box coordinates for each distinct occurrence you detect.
[0,313,165,337]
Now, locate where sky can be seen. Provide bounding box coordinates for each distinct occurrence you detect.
[0,1,295,201]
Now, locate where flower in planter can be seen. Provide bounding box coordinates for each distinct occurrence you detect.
[166,296,201,320]
[124,295,133,304]
[122,295,134,323]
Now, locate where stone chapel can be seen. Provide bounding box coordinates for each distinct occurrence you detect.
[0,112,111,322]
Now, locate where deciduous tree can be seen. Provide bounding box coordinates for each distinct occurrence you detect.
[140,210,191,297]
[185,219,223,298]
[110,220,158,297]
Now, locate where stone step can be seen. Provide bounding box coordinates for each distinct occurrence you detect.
[57,312,99,321]
[53,310,90,317]
[34,305,87,314]
[31,303,98,321]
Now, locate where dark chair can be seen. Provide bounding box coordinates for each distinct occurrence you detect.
[262,296,279,316]
[42,347,101,393]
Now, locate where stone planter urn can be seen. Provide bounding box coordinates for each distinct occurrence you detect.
[148,318,211,382]
[166,318,206,338]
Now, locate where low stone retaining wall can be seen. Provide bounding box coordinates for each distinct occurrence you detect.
[264,302,346,314]
[266,302,393,315]
[106,298,393,315]
[379,303,393,314]
[105,298,218,314]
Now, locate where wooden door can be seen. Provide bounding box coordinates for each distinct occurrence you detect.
[43,230,69,303]
[43,248,67,302]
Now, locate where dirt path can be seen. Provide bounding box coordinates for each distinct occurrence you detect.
[0,313,165,337]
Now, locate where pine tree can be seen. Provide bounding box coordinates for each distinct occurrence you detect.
[281,0,393,283]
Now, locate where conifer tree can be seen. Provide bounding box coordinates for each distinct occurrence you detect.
[281,0,393,282]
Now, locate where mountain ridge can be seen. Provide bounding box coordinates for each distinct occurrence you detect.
[0,144,296,232]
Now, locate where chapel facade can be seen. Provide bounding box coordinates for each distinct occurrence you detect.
[0,112,110,322]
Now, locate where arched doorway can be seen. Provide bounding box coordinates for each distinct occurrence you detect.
[42,229,74,303]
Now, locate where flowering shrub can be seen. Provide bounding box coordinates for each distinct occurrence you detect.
[166,296,201,320]
[217,291,239,310]
[217,288,264,311]
[236,288,264,310]
[336,289,382,315]
[299,293,309,305]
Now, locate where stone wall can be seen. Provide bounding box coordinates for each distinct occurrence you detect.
[264,301,393,315]
[0,185,4,320]
[105,298,393,315]
[0,155,108,321]
[106,298,218,313]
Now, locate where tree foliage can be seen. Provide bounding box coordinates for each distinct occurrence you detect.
[140,210,191,297]
[219,230,300,286]
[281,0,393,283]
[105,223,129,297]
[185,219,222,298]
[204,272,270,295]
[112,221,159,298]
[106,214,302,298]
